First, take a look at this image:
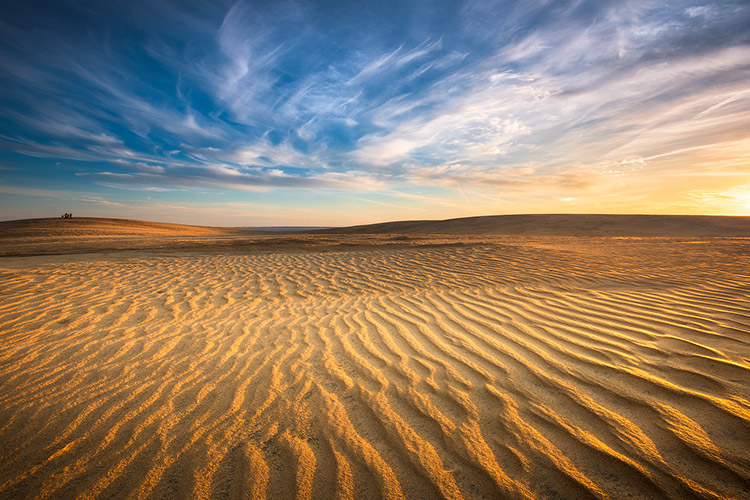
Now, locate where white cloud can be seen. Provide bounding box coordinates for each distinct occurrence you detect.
[233,137,327,169]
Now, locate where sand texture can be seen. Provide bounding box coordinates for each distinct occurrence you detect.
[1,218,750,499]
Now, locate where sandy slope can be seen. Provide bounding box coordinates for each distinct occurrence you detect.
[0,217,260,237]
[0,220,749,499]
[3,214,750,256]
[0,217,267,257]
[317,214,750,237]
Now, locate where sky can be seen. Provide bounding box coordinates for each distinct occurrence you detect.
[1,0,749,226]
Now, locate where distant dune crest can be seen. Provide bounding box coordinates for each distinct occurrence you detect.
[2,214,750,238]
[0,217,256,238]
[317,214,750,237]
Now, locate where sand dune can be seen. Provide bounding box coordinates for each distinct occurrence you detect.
[0,217,256,238]
[1,219,749,499]
[318,214,750,237]
[4,214,750,256]
[0,218,265,257]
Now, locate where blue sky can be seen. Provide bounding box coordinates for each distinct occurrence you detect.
[1,0,749,225]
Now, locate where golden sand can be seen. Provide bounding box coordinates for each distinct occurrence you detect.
[0,218,749,499]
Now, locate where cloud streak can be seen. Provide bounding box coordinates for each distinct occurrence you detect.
[1,0,749,222]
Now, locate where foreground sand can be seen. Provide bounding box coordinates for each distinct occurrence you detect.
[1,227,749,499]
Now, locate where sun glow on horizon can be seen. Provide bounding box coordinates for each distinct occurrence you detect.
[0,1,748,225]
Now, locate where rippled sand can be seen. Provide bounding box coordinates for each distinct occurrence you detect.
[1,229,749,499]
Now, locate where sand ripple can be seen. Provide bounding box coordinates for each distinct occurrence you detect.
[1,240,749,499]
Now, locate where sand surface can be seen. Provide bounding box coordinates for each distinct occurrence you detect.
[1,218,749,499]
[317,214,750,237]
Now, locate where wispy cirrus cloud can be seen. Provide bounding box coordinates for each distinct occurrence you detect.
[1,0,748,222]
